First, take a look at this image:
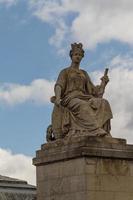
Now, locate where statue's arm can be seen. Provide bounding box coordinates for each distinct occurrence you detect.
[96,69,109,97]
[97,77,109,97]
[54,85,62,106]
[83,70,97,96]
[53,69,67,105]
[84,69,109,97]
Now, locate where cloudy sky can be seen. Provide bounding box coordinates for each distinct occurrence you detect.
[1,0,133,185]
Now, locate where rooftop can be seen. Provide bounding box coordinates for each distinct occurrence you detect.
[0,175,36,200]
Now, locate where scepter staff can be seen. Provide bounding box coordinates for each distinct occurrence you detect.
[98,68,109,98]
[104,68,109,77]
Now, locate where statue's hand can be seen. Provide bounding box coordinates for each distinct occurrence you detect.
[101,75,109,84]
[55,97,60,106]
[50,96,61,106]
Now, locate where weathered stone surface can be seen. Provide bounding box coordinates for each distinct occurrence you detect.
[47,43,113,142]
[33,136,133,165]
[33,136,133,200]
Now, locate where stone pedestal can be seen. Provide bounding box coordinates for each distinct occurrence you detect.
[33,136,133,200]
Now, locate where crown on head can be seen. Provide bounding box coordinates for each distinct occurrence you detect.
[69,43,84,58]
[71,43,83,51]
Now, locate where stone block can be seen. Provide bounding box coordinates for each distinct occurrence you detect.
[86,191,115,200]
[33,136,133,199]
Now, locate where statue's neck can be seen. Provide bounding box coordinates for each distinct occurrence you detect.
[71,62,80,69]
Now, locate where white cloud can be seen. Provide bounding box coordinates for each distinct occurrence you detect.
[91,55,133,144]
[0,148,35,185]
[0,0,17,6]
[29,0,133,49]
[0,79,54,106]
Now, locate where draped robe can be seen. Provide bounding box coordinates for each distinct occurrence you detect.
[52,67,113,138]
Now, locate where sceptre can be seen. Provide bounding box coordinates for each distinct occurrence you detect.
[104,68,109,77]
[99,68,109,98]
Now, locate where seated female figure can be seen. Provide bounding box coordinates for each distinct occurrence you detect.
[50,43,113,140]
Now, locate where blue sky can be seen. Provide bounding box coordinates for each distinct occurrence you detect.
[1,0,133,184]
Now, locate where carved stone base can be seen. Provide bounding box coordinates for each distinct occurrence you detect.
[33,136,133,200]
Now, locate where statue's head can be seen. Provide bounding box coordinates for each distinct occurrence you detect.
[69,43,84,60]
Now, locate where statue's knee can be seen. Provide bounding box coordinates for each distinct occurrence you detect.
[79,101,88,108]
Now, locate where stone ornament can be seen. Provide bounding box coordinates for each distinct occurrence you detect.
[46,43,113,141]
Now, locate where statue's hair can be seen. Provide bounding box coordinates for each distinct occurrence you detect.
[69,43,84,58]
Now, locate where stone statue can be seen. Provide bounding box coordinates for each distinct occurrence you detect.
[46,43,113,142]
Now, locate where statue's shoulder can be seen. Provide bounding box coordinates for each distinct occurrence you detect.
[80,68,89,75]
[80,68,91,80]
[58,67,70,75]
[80,68,87,73]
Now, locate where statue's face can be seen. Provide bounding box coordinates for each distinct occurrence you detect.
[72,51,83,64]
